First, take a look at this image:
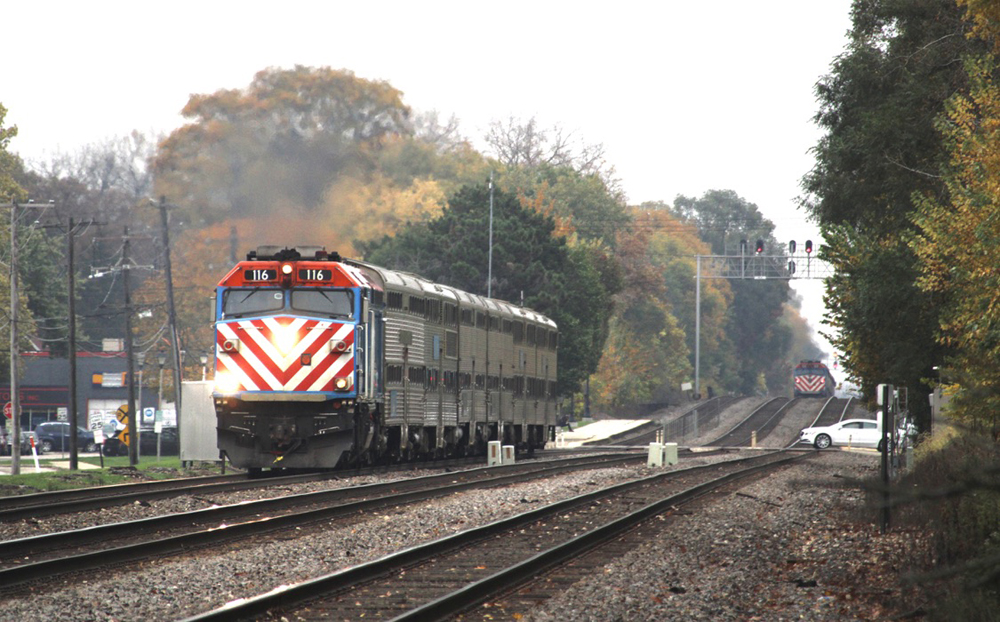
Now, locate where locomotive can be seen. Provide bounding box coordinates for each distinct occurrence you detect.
[793,360,835,398]
[213,246,559,472]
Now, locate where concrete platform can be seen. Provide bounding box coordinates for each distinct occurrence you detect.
[556,419,651,448]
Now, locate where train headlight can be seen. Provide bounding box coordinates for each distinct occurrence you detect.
[281,263,293,275]
[215,371,240,394]
[221,338,240,353]
[275,324,297,355]
[334,376,353,392]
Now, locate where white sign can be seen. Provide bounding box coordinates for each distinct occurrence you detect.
[57,407,68,421]
[142,407,155,424]
[93,429,105,445]
[681,382,693,392]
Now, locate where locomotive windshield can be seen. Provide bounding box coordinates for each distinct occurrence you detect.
[222,288,285,318]
[290,288,354,319]
[222,288,353,319]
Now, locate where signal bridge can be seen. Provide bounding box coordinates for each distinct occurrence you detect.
[697,253,834,280]
[692,251,834,401]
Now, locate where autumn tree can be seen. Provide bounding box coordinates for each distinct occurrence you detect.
[800,0,978,424]
[910,54,1000,431]
[589,208,712,408]
[0,103,25,203]
[153,67,488,256]
[0,103,38,378]
[484,116,629,248]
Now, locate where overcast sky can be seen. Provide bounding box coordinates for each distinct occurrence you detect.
[5,1,854,358]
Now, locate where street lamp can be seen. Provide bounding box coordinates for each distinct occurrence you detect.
[200,354,208,381]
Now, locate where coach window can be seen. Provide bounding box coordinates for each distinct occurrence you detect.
[290,289,354,318]
[512,322,524,344]
[444,303,458,327]
[387,291,404,311]
[222,289,286,318]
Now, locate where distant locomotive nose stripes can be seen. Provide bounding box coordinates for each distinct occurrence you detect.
[794,374,826,394]
[216,318,354,392]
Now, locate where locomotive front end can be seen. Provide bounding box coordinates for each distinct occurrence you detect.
[213,247,375,471]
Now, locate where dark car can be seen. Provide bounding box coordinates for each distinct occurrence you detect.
[140,427,179,456]
[103,427,179,456]
[34,422,98,454]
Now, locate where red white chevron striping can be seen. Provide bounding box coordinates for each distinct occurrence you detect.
[795,374,826,394]
[216,317,354,392]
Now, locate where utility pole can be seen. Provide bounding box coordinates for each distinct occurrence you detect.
[123,227,138,466]
[68,217,78,469]
[91,228,151,467]
[158,197,183,447]
[487,173,494,299]
[9,201,21,475]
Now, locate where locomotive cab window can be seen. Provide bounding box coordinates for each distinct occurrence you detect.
[290,289,354,319]
[222,288,285,318]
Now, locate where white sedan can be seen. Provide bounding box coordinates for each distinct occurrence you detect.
[798,419,887,450]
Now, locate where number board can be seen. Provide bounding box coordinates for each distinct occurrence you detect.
[243,269,278,281]
[298,268,331,281]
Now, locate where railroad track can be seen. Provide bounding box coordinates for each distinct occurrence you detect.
[0,452,581,522]
[0,453,645,589]
[181,450,809,621]
[706,397,793,447]
[808,396,853,429]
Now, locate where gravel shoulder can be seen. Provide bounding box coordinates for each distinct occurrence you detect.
[0,444,932,621]
[527,450,932,621]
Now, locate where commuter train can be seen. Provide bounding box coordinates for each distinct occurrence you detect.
[213,246,559,472]
[793,360,835,398]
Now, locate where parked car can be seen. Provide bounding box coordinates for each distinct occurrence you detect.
[103,427,179,456]
[1,430,37,455]
[34,422,98,454]
[799,419,887,450]
[139,427,179,456]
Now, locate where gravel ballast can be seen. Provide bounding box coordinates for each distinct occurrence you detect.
[0,450,929,621]
[527,450,930,621]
